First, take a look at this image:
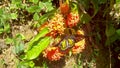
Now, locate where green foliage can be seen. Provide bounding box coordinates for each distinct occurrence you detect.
[23,27,50,60]
[80,13,91,24]
[92,0,99,17]
[105,23,120,45]
[106,24,116,37]
[116,0,120,4]
[5,34,25,55]
[25,37,50,60]
[0,0,55,34]
[77,0,90,10]
[33,13,39,21]
[11,13,18,19]
[0,8,11,34]
[74,54,83,68]
[39,1,54,12]
[29,0,39,4]
[27,5,41,13]
[11,0,24,9]
[99,0,107,4]
[116,29,120,36]
[12,0,22,4]
[27,1,54,13]
[17,61,34,68]
[3,23,10,33]
[26,27,49,51]
[38,10,55,25]
[42,62,48,68]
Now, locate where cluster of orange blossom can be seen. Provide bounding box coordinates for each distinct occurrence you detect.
[40,3,85,61]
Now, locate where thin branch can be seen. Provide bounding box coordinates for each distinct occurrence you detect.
[109,46,112,68]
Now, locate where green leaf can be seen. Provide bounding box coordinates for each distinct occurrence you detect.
[92,0,99,17]
[105,34,119,45]
[16,34,25,40]
[39,2,45,9]
[5,37,13,44]
[38,10,56,25]
[27,6,41,13]
[116,0,120,4]
[12,0,22,4]
[11,0,23,9]
[80,13,91,24]
[29,0,39,4]
[115,47,120,52]
[0,9,3,15]
[116,29,120,36]
[99,0,107,4]
[42,0,52,2]
[11,13,18,19]
[33,13,39,21]
[13,42,24,54]
[39,2,54,12]
[77,0,90,10]
[26,27,49,51]
[39,14,49,25]
[109,34,118,43]
[106,24,116,37]
[12,33,25,47]
[17,61,34,68]
[4,23,10,33]
[25,37,50,60]
[0,28,4,34]
[44,2,54,12]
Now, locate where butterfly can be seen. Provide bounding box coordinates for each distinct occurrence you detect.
[58,28,76,51]
[59,35,75,51]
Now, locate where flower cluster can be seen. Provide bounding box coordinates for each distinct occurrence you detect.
[72,39,85,54]
[43,47,63,61]
[48,13,65,37]
[42,3,85,61]
[66,12,80,27]
[60,3,69,15]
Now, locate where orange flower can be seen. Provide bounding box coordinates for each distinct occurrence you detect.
[66,12,79,27]
[60,3,69,15]
[72,39,85,54]
[43,47,64,61]
[48,13,65,36]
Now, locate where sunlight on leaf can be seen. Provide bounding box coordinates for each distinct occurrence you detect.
[5,37,13,44]
[26,27,49,51]
[25,37,50,60]
[0,28,4,34]
[39,2,54,12]
[29,0,39,4]
[4,23,10,33]
[11,13,18,19]
[27,6,41,13]
[33,13,39,21]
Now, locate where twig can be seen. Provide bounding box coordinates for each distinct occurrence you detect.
[109,46,112,68]
[23,0,26,4]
